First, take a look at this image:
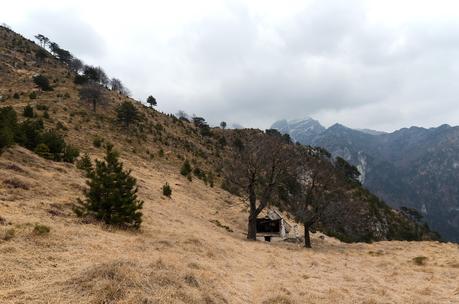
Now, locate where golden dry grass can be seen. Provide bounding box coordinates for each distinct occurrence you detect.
[1,146,459,304]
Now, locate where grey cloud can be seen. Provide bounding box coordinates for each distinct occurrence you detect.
[10,1,459,131]
[21,9,106,59]
[169,0,459,131]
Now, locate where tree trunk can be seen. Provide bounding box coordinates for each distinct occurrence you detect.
[92,100,96,112]
[247,183,257,240]
[247,214,257,240]
[304,222,312,248]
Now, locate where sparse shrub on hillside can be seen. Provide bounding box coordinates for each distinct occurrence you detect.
[33,74,53,91]
[23,104,34,118]
[158,148,164,157]
[413,256,428,266]
[63,145,80,163]
[210,219,233,233]
[0,106,19,152]
[16,126,77,162]
[74,145,143,229]
[93,137,104,148]
[76,153,93,175]
[0,127,14,151]
[56,121,68,131]
[193,167,209,185]
[13,92,20,99]
[262,295,294,304]
[3,178,30,190]
[208,172,215,187]
[1,228,15,241]
[29,91,37,100]
[116,100,139,128]
[34,143,52,159]
[39,130,66,160]
[180,160,192,177]
[36,104,49,111]
[16,119,44,150]
[33,224,50,235]
[43,110,50,119]
[162,183,172,197]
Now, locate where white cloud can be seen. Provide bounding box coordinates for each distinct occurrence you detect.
[2,0,459,131]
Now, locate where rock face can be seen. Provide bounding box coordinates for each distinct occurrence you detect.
[271,118,326,144]
[272,119,459,242]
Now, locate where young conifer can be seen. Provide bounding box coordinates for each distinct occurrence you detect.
[74,145,143,229]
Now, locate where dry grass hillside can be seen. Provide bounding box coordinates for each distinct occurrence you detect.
[2,146,459,304]
[1,26,459,304]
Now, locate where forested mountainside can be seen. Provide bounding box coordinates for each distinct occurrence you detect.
[273,118,459,242]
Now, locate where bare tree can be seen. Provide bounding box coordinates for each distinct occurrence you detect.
[223,130,295,240]
[96,67,109,87]
[110,78,129,96]
[79,84,105,112]
[285,147,340,248]
[83,65,109,86]
[69,58,84,73]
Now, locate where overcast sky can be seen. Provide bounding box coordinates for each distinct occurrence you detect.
[3,0,459,131]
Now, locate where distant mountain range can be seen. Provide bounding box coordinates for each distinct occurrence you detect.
[272,118,459,242]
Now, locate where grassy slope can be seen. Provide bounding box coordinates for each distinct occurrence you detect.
[1,26,459,303]
[1,147,459,304]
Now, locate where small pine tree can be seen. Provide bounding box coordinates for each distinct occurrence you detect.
[0,106,18,152]
[29,92,37,100]
[76,153,93,176]
[23,104,34,118]
[74,145,143,229]
[63,145,80,163]
[33,75,53,91]
[180,160,192,176]
[34,143,52,159]
[162,183,172,197]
